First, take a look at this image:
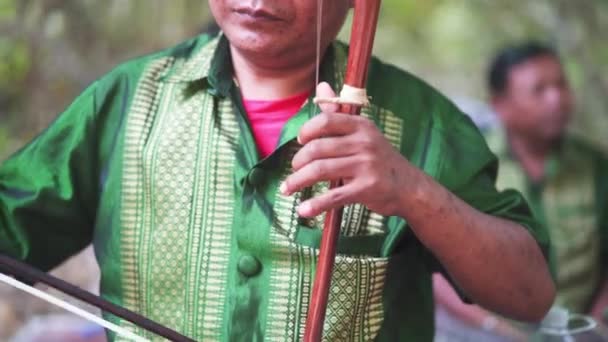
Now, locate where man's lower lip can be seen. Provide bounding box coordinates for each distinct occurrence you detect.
[235,11,282,22]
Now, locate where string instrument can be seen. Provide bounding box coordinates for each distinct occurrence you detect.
[305,1,382,341]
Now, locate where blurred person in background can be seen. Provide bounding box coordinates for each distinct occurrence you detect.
[435,41,608,341]
[0,2,556,341]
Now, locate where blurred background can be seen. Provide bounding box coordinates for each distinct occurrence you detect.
[0,0,606,340]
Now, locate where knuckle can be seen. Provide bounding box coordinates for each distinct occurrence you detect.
[291,158,299,170]
[342,138,355,152]
[360,141,375,154]
[292,151,307,169]
[358,172,381,191]
[329,188,349,204]
[308,140,321,155]
[358,135,375,149]
[313,161,326,176]
[318,114,332,130]
[291,153,305,170]
[357,151,376,167]
[358,117,376,130]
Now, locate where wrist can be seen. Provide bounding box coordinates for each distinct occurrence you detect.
[395,165,432,218]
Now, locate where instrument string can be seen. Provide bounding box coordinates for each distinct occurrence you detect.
[312,0,323,118]
[0,272,149,342]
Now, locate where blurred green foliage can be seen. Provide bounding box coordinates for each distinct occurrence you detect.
[0,0,606,159]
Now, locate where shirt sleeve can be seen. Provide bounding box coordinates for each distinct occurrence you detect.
[0,81,102,272]
[426,108,553,302]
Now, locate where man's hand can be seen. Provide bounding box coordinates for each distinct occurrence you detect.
[280,82,417,218]
[281,83,554,322]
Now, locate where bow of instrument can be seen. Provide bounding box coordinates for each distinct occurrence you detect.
[0,254,194,341]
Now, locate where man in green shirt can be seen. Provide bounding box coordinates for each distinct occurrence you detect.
[0,2,554,341]
[435,42,608,341]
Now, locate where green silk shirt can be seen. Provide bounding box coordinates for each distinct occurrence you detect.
[486,129,608,313]
[0,34,550,341]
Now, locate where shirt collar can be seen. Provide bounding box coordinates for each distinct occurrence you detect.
[492,126,571,182]
[160,33,347,96]
[160,34,232,96]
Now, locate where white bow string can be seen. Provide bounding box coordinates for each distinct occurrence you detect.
[0,272,149,342]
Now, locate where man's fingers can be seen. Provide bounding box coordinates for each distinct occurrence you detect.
[316,82,340,113]
[297,183,363,218]
[291,135,359,171]
[298,113,361,145]
[280,157,355,196]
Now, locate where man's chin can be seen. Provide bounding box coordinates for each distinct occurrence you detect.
[228,32,284,54]
[229,36,314,66]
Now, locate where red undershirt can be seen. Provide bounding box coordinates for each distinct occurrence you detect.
[242,91,310,158]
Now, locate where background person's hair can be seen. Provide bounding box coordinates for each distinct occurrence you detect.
[487,42,559,96]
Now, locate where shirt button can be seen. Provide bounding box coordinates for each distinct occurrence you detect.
[247,167,266,187]
[238,255,262,277]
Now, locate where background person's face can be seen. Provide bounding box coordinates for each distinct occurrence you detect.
[498,55,573,143]
[209,0,350,66]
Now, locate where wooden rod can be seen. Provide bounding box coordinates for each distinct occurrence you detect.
[304,1,381,341]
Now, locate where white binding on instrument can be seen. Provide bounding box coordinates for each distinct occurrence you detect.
[313,84,370,107]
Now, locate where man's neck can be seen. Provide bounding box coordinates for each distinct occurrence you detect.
[230,45,317,100]
[507,132,556,183]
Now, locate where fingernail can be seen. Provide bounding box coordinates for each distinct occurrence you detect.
[297,135,303,145]
[279,182,288,195]
[299,202,312,217]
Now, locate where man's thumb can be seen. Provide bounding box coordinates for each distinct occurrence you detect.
[316,82,339,113]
